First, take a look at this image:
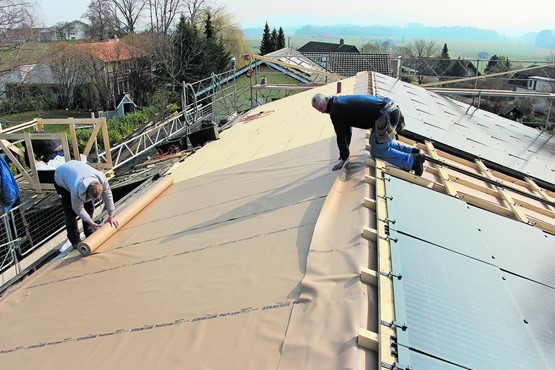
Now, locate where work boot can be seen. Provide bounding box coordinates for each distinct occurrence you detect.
[411,153,425,176]
[411,147,421,154]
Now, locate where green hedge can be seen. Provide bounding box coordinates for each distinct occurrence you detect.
[76,109,158,150]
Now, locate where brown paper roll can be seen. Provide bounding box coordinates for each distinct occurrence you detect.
[77,176,174,256]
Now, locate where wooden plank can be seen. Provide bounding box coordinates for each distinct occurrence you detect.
[101,118,113,168]
[363,226,377,241]
[23,132,40,192]
[525,177,555,212]
[383,166,435,188]
[35,117,44,131]
[457,191,514,218]
[365,174,376,184]
[0,139,23,157]
[373,158,397,366]
[425,140,457,196]
[68,120,80,160]
[1,119,37,133]
[364,197,376,210]
[361,267,378,286]
[527,217,555,235]
[357,328,379,352]
[475,160,528,223]
[0,140,36,188]
[83,123,103,156]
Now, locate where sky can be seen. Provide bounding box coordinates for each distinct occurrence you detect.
[36,0,555,37]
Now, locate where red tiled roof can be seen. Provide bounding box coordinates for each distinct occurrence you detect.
[73,40,148,62]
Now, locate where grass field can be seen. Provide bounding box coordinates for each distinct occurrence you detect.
[245,34,554,63]
[0,110,92,133]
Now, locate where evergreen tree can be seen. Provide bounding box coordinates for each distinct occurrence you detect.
[450,57,467,77]
[440,43,450,59]
[204,12,214,39]
[259,22,272,55]
[202,12,231,76]
[270,27,278,52]
[172,15,205,84]
[277,27,286,49]
[438,43,450,76]
[484,55,511,74]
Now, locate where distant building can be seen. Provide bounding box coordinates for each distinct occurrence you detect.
[2,27,54,43]
[72,39,149,97]
[298,40,359,53]
[0,64,57,101]
[56,21,89,41]
[508,66,555,114]
[296,40,391,77]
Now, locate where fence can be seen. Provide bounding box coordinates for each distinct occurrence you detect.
[0,198,65,277]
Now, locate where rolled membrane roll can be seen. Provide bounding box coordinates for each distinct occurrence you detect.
[77,176,174,256]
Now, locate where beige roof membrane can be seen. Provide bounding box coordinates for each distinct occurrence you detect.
[0,76,379,369]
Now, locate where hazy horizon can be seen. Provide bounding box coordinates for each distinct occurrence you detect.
[37,0,554,38]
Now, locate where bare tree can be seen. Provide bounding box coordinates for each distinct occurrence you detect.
[147,0,182,35]
[0,0,37,74]
[82,0,118,41]
[112,0,146,34]
[183,0,206,27]
[395,39,439,58]
[204,5,247,67]
[48,43,89,109]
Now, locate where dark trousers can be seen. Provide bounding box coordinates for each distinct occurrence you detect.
[54,183,95,246]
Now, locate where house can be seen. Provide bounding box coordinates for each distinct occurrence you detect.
[398,57,478,80]
[56,20,89,41]
[301,52,391,77]
[0,64,57,101]
[509,66,555,114]
[297,40,391,77]
[3,27,56,43]
[72,39,149,107]
[298,40,360,53]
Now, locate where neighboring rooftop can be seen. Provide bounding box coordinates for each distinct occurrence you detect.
[72,39,148,63]
[301,52,392,76]
[298,40,360,53]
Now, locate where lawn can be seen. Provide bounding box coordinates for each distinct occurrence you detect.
[245,35,552,62]
[0,109,93,134]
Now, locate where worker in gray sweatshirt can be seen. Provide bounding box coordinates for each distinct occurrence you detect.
[54,160,119,248]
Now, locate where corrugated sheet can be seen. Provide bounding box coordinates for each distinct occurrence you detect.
[374,73,555,184]
[386,175,554,369]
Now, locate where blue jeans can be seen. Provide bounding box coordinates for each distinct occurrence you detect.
[369,130,414,171]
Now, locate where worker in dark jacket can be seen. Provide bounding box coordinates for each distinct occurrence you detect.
[311,93,425,175]
[54,160,119,248]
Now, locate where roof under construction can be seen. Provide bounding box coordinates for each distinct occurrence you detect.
[0,72,553,369]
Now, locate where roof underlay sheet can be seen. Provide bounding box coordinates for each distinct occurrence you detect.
[1,70,554,370]
[0,78,378,369]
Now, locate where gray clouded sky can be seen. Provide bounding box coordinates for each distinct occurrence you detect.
[36,0,554,37]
